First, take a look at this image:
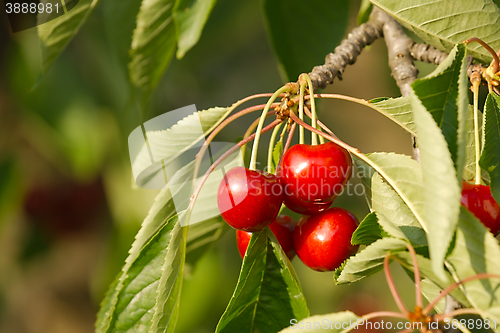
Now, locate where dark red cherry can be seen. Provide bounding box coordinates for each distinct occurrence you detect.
[461,181,500,236]
[236,215,297,260]
[278,142,352,214]
[293,207,359,272]
[217,166,283,232]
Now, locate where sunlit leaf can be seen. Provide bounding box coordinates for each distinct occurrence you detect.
[174,0,217,58]
[411,80,461,279]
[334,237,408,284]
[38,0,100,74]
[129,0,177,102]
[368,96,415,135]
[371,0,500,63]
[371,173,427,246]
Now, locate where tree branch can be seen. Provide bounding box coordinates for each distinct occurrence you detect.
[308,9,384,91]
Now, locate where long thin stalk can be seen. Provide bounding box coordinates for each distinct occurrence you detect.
[249,86,291,170]
[288,111,359,153]
[240,110,276,158]
[267,122,283,172]
[384,254,410,315]
[361,311,408,321]
[405,243,422,308]
[471,73,482,185]
[304,74,319,145]
[298,82,306,144]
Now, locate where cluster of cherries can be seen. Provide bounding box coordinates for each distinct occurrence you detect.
[217,142,359,272]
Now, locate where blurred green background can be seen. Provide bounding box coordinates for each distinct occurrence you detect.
[0,1,439,332]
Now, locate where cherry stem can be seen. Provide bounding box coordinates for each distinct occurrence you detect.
[240,109,277,158]
[303,74,319,145]
[194,104,275,183]
[471,73,482,185]
[250,86,291,170]
[361,311,409,321]
[384,254,410,315]
[288,111,360,153]
[188,119,283,214]
[404,243,422,309]
[298,81,307,144]
[304,106,327,143]
[465,38,499,73]
[267,122,284,172]
[423,273,500,315]
[279,122,296,168]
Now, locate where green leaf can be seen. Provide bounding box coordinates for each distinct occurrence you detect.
[363,153,425,232]
[279,311,360,333]
[131,106,232,187]
[95,274,121,333]
[98,137,241,331]
[445,207,500,311]
[480,93,500,203]
[173,0,217,59]
[150,219,187,332]
[351,212,387,246]
[129,0,177,102]
[370,0,500,63]
[216,230,309,333]
[262,0,349,81]
[367,96,416,135]
[411,81,462,280]
[334,237,408,284]
[105,214,183,333]
[270,140,283,174]
[371,173,427,246]
[357,0,373,25]
[411,43,469,179]
[38,0,100,74]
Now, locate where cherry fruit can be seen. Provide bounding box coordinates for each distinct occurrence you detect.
[293,207,359,272]
[278,142,352,214]
[236,215,297,260]
[461,181,500,235]
[217,166,283,232]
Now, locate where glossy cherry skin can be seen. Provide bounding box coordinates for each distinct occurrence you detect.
[236,215,297,260]
[461,181,500,236]
[217,166,283,232]
[293,207,359,272]
[278,142,352,214]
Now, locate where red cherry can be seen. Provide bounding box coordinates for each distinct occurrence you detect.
[293,207,359,272]
[217,166,283,232]
[461,181,500,236]
[278,142,352,214]
[236,215,297,260]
